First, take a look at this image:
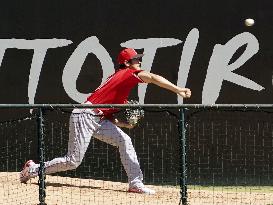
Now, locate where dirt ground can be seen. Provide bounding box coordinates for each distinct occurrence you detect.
[1,172,273,205]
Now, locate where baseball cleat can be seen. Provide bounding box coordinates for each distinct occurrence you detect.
[128,185,156,195]
[19,160,36,183]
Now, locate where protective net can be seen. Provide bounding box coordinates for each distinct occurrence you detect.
[41,108,180,205]
[0,112,38,205]
[0,107,180,205]
[186,109,273,205]
[1,106,273,205]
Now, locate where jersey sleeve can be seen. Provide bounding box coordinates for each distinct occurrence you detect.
[132,69,145,83]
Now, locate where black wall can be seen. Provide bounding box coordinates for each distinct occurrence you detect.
[1,1,273,186]
[0,0,272,108]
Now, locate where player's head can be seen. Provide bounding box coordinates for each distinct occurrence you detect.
[117,48,144,70]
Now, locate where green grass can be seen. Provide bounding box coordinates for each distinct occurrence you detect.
[188,185,273,193]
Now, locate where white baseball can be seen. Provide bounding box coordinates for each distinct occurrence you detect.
[245,18,255,26]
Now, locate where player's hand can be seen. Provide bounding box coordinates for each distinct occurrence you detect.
[113,119,136,129]
[118,122,136,129]
[178,88,191,98]
[124,123,136,129]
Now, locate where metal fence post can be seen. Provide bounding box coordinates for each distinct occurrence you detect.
[37,108,46,205]
[178,108,187,205]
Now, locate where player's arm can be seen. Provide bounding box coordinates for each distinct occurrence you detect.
[137,71,191,98]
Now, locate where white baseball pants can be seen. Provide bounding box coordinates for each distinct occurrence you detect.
[43,108,143,186]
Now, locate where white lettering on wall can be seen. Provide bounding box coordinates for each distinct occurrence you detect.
[62,36,113,103]
[0,29,264,104]
[0,39,72,104]
[177,28,199,104]
[202,32,264,104]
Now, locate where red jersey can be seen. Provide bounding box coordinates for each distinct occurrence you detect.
[86,68,144,118]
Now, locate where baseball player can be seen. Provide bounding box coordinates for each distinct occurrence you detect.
[20,48,191,194]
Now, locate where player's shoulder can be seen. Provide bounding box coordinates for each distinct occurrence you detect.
[136,70,152,76]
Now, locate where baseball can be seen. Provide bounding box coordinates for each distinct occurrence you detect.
[245,18,255,26]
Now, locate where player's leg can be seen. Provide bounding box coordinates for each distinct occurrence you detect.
[20,109,101,183]
[93,119,155,194]
[44,110,100,173]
